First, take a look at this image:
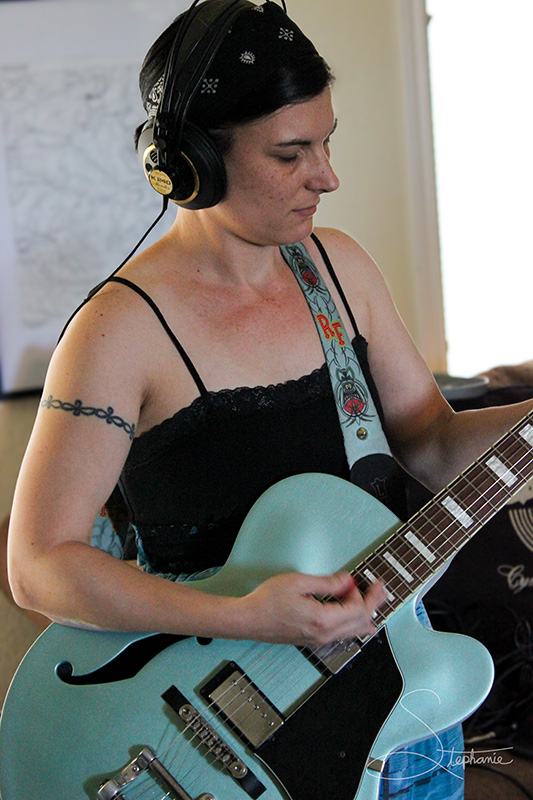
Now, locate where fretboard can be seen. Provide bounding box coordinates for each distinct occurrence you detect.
[355,412,533,624]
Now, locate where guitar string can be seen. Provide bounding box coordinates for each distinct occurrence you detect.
[233,433,533,667]
[128,534,386,799]
[120,204,343,800]
[123,777,168,800]
[361,451,530,622]
[117,428,533,799]
[392,432,530,568]
[309,438,525,639]
[124,553,419,800]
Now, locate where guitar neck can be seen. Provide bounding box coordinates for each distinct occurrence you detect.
[355,411,533,620]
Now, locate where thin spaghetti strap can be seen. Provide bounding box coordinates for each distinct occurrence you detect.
[311,232,361,339]
[106,276,208,398]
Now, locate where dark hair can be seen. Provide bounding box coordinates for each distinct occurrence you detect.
[205,56,334,155]
[134,8,333,155]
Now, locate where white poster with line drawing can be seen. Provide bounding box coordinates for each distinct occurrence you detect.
[0,0,180,395]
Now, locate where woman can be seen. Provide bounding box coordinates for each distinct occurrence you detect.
[7,1,532,797]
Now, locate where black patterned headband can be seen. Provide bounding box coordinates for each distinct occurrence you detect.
[144,1,320,125]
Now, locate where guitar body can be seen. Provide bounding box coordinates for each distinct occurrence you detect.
[0,474,493,800]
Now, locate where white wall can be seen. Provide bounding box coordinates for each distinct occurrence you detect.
[294,1,420,334]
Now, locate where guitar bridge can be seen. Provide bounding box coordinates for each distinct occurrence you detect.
[162,685,266,799]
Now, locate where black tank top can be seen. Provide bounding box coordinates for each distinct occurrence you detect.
[109,236,407,575]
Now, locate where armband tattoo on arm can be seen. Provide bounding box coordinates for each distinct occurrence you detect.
[40,396,136,440]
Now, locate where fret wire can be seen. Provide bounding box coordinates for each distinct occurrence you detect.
[352,568,370,593]
[358,563,411,601]
[464,430,529,485]
[360,505,469,605]
[463,460,502,494]
[390,538,434,580]
[362,557,408,595]
[413,505,464,555]
[445,488,486,524]
[451,440,528,506]
[354,557,412,602]
[350,574,396,620]
[455,475,512,525]
[505,446,533,482]
[379,536,435,584]
[361,484,516,603]
[362,543,412,583]
[352,564,404,607]
[362,538,433,601]
[498,429,531,461]
[486,437,533,489]
[460,467,506,514]
[437,447,528,526]
[372,606,389,625]
[351,569,400,617]
[404,439,533,568]
[361,461,515,602]
[491,432,533,479]
[409,435,533,546]
[377,537,430,578]
[412,471,508,558]
[393,521,461,578]
[446,483,504,526]
[456,463,510,512]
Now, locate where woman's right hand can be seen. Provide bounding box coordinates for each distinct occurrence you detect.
[236,571,387,647]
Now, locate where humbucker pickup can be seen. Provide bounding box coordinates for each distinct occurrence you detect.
[200,662,285,749]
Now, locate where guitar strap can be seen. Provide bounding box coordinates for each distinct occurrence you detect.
[280,241,393,471]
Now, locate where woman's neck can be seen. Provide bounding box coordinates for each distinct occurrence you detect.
[167,206,295,289]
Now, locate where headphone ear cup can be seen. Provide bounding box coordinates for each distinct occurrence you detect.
[138,119,226,210]
[176,122,227,210]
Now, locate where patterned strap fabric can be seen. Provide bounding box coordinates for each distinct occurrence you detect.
[280,241,392,469]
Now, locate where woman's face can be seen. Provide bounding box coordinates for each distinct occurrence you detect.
[213,88,340,246]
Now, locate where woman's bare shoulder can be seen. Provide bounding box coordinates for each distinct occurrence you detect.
[309,227,383,277]
[49,274,169,417]
[306,226,390,302]
[59,279,149,356]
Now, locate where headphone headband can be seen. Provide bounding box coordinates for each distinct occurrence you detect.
[155,0,252,160]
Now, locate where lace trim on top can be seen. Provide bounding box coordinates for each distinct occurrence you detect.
[127,353,342,469]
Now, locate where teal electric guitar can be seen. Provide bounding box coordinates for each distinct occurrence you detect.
[2,412,533,800]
